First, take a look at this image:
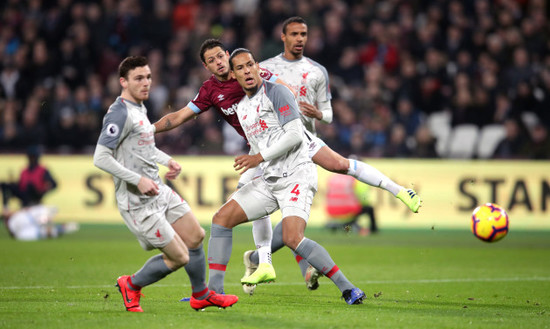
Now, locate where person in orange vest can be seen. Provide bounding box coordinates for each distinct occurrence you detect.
[325,173,377,235]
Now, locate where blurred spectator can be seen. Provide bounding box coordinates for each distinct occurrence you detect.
[526,123,550,159]
[384,123,411,158]
[411,125,438,158]
[0,0,547,159]
[493,119,530,159]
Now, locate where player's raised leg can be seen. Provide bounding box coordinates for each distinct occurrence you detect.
[312,145,421,212]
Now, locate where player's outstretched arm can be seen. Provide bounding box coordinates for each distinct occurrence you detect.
[275,77,298,98]
[153,106,196,133]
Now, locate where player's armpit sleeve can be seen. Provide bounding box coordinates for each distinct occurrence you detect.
[93,144,141,185]
[155,147,172,166]
[260,119,303,161]
[317,100,333,124]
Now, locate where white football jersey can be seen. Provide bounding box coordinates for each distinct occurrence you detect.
[261,54,332,135]
[235,80,310,179]
[97,97,161,210]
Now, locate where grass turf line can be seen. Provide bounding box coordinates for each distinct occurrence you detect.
[0,224,548,329]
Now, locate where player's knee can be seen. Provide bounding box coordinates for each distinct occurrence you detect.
[282,233,303,250]
[212,207,238,228]
[212,210,226,226]
[170,252,189,269]
[187,227,205,249]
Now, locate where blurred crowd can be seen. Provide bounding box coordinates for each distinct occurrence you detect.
[0,0,549,159]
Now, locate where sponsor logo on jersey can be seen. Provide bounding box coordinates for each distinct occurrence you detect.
[220,103,238,116]
[299,86,307,97]
[259,119,268,130]
[278,104,291,116]
[245,118,268,137]
[217,94,225,101]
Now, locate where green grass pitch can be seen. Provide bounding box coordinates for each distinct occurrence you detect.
[0,224,548,329]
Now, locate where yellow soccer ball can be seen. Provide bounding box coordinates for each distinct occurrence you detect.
[471,203,509,242]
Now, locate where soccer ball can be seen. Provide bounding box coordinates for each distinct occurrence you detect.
[471,203,509,242]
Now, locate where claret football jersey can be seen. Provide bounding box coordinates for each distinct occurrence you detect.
[187,69,276,140]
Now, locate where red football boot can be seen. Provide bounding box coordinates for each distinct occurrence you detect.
[116,275,144,312]
[190,290,238,311]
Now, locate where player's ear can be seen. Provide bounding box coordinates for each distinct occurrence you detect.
[119,77,127,89]
[281,32,285,42]
[230,71,235,79]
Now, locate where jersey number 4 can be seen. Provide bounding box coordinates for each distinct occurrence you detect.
[289,184,300,202]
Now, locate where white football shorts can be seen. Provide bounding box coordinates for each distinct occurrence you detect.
[120,184,191,250]
[232,162,318,222]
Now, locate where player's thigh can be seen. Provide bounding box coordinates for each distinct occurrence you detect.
[162,185,203,242]
[121,207,176,251]
[311,143,350,174]
[231,178,278,223]
[161,232,189,269]
[281,216,307,249]
[275,163,318,223]
[171,211,205,249]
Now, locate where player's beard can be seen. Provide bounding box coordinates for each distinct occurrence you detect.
[245,85,259,95]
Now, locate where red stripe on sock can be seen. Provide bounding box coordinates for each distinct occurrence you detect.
[192,287,209,299]
[209,263,227,271]
[325,265,340,278]
[128,276,142,290]
[295,255,303,263]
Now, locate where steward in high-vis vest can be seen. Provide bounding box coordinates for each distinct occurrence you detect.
[325,174,377,235]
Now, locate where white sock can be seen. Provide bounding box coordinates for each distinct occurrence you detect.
[258,246,272,264]
[252,216,272,264]
[347,159,402,196]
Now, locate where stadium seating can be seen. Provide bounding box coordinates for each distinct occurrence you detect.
[446,124,480,159]
[476,124,507,159]
[427,111,452,157]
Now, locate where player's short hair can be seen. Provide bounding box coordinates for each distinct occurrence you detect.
[199,39,227,63]
[282,16,307,34]
[228,48,256,70]
[118,56,148,79]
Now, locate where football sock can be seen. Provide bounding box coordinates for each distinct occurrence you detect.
[252,216,272,264]
[207,223,233,294]
[131,254,173,289]
[184,246,208,299]
[347,159,401,196]
[293,251,310,277]
[294,238,354,293]
[250,220,285,264]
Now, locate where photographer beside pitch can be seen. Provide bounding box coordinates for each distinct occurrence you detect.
[206,48,366,305]
[93,56,237,312]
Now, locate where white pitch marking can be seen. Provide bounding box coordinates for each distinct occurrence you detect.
[1,277,549,290]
